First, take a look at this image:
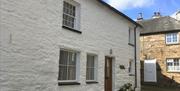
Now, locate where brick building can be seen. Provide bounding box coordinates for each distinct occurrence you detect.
[139,13,180,87]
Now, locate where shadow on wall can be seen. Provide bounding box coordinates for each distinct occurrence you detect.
[140,61,180,87]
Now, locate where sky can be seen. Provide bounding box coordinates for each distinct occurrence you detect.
[102,0,180,20]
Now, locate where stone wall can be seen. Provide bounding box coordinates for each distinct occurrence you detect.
[140,32,180,86]
[0,0,140,91]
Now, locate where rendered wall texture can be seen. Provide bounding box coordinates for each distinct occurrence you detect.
[0,0,140,91]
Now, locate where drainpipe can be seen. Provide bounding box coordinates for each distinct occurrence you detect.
[134,25,138,90]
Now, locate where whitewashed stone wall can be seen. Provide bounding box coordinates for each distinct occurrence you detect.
[0,0,140,91]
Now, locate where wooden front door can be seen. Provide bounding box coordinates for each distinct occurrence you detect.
[105,57,112,91]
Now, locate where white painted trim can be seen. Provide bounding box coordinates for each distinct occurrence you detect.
[76,52,81,82]
[167,71,180,72]
[166,58,180,72]
[63,0,81,30]
[165,33,179,44]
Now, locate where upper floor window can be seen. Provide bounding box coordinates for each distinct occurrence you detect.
[86,54,98,82]
[128,27,135,46]
[167,58,180,72]
[58,49,80,81]
[63,0,80,31]
[166,33,179,44]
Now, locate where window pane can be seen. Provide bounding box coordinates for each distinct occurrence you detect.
[86,68,90,80]
[166,33,178,43]
[167,37,171,42]
[59,66,67,80]
[128,28,134,44]
[63,8,68,14]
[73,6,76,16]
[86,68,95,80]
[68,66,76,80]
[63,1,76,28]
[86,55,96,80]
[174,59,179,66]
[68,52,76,65]
[167,59,173,71]
[167,62,173,66]
[168,66,173,71]
[167,58,180,71]
[60,50,68,65]
[90,68,95,80]
[59,50,77,80]
[87,55,95,67]
[167,34,171,42]
[172,34,177,42]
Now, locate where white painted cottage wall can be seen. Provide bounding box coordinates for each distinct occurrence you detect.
[0,0,140,91]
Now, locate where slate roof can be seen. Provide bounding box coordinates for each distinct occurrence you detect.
[138,16,180,35]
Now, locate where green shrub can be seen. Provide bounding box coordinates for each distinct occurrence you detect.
[118,83,134,91]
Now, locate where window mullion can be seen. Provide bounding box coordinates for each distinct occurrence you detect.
[63,13,75,19]
[173,59,175,71]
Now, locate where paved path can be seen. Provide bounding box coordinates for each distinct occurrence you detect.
[141,85,180,91]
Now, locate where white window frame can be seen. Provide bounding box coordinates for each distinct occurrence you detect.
[62,0,80,30]
[58,49,80,83]
[165,33,179,44]
[86,53,98,82]
[166,58,180,72]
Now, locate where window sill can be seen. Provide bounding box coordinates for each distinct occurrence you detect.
[62,26,82,34]
[167,71,180,73]
[128,43,135,47]
[166,42,180,45]
[86,81,98,84]
[58,81,80,86]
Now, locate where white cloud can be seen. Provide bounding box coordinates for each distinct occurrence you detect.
[106,0,154,10]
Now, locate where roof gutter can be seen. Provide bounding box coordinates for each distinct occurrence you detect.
[140,30,180,36]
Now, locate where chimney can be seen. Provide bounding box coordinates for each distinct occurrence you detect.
[152,12,161,19]
[137,13,143,21]
[176,11,180,21]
